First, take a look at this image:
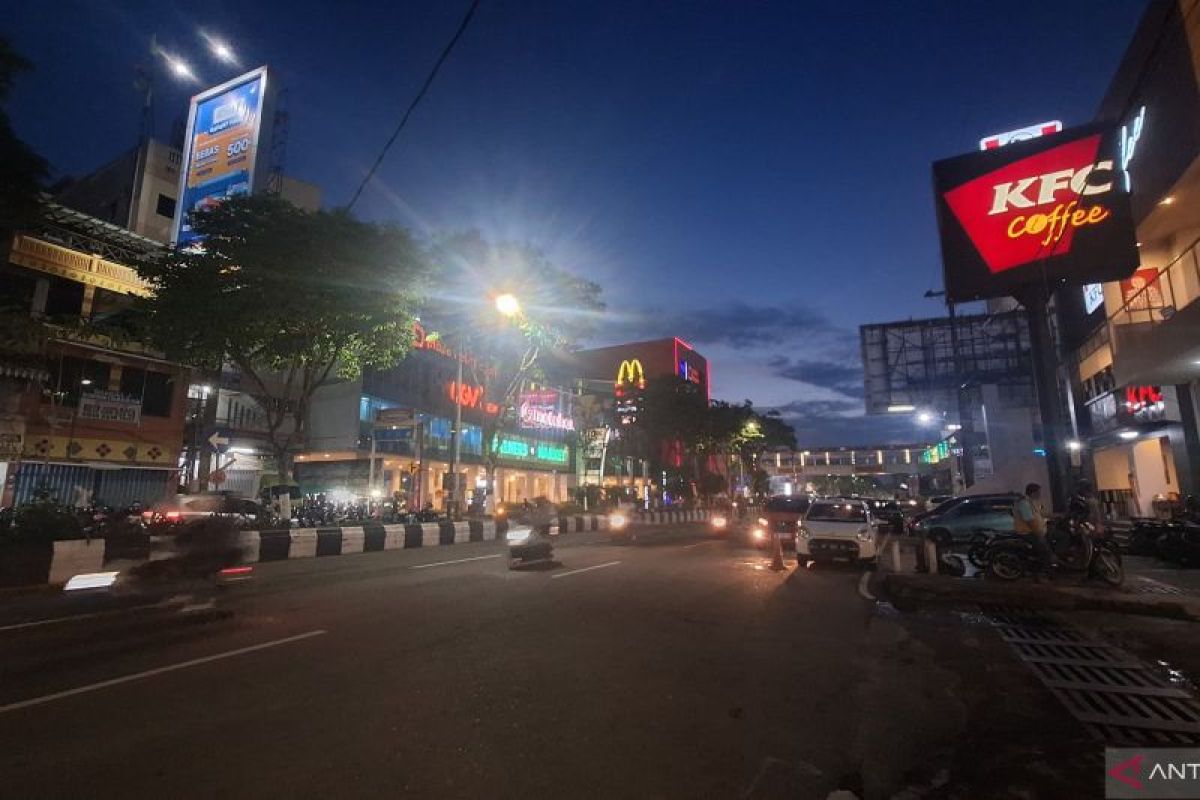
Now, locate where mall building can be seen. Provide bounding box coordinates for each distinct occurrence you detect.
[1061,0,1200,517]
[300,323,578,509]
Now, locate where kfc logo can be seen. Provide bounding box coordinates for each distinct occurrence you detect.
[943,135,1117,274]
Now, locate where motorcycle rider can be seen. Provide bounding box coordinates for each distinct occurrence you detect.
[1013,482,1055,575]
[1065,478,1102,566]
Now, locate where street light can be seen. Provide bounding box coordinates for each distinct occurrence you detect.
[200,32,237,64]
[917,411,934,424]
[165,55,195,81]
[494,293,521,317]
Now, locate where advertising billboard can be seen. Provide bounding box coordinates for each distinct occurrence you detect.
[172,67,272,246]
[518,387,575,432]
[933,123,1139,303]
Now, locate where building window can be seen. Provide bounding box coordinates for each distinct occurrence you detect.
[155,194,177,219]
[50,356,111,407]
[120,367,174,417]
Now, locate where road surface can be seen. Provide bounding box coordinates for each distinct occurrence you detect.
[0,524,1099,799]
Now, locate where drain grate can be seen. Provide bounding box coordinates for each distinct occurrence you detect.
[980,604,1200,746]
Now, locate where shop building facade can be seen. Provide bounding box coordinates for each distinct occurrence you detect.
[1062,0,1200,517]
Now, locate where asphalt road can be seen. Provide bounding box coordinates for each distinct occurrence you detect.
[0,524,1102,799]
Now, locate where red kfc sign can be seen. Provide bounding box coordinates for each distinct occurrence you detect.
[934,124,1139,303]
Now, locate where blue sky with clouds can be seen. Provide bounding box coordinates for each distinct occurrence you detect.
[5,0,1147,445]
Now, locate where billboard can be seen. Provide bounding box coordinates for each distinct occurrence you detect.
[172,67,272,246]
[933,123,1139,303]
[518,387,575,432]
[979,120,1062,151]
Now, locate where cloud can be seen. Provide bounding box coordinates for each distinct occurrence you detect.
[612,301,852,351]
[768,356,864,396]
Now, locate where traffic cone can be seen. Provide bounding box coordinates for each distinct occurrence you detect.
[769,532,787,572]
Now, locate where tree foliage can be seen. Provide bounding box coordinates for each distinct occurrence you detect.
[133,194,430,480]
[0,39,49,238]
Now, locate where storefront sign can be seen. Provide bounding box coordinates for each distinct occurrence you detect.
[584,427,610,459]
[0,431,22,459]
[78,391,141,424]
[1088,384,1172,434]
[447,381,499,415]
[491,434,570,466]
[1120,267,1164,310]
[1082,282,1105,314]
[518,388,574,431]
[934,124,1139,302]
[1119,106,1145,191]
[979,120,1062,151]
[615,359,646,391]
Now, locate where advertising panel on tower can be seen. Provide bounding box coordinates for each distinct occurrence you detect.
[933,123,1140,303]
[172,66,273,246]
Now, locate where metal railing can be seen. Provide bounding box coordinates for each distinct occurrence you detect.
[1109,232,1200,331]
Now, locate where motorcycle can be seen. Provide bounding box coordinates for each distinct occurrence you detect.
[987,519,1123,586]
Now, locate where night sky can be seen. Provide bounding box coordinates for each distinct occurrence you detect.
[5,0,1146,445]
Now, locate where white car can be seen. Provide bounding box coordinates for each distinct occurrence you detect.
[797,498,883,565]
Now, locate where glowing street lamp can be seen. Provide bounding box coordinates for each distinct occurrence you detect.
[494,293,521,317]
[165,54,195,81]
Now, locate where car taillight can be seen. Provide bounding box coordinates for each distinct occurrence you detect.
[165,511,181,520]
[219,566,253,576]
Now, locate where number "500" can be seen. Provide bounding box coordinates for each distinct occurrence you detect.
[227,138,250,158]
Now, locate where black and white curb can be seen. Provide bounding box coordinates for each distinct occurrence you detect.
[236,509,709,564]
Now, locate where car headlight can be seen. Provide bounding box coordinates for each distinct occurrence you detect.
[610,513,628,530]
[797,527,809,538]
[752,528,766,541]
[856,527,872,541]
[757,517,768,527]
[712,516,727,528]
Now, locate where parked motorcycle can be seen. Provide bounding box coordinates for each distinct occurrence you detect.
[987,520,1123,586]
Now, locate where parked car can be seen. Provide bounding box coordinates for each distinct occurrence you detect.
[755,495,810,549]
[797,498,884,565]
[910,494,1021,545]
[864,499,906,534]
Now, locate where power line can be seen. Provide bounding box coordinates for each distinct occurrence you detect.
[346,0,482,211]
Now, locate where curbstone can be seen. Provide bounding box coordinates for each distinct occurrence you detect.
[237,530,262,564]
[289,529,318,559]
[316,528,342,557]
[454,521,472,543]
[341,527,366,554]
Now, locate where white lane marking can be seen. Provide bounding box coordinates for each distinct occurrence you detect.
[409,554,503,570]
[683,540,714,549]
[0,608,132,633]
[857,571,876,601]
[551,560,622,579]
[0,629,327,715]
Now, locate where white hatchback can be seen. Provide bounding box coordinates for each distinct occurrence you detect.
[797,499,882,564]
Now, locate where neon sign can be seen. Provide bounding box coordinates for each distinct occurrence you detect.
[447,381,499,415]
[1119,106,1145,192]
[615,359,646,395]
[1124,385,1163,413]
[491,435,569,466]
[519,402,574,431]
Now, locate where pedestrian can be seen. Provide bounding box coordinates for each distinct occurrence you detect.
[1012,482,1054,576]
[1128,471,1141,518]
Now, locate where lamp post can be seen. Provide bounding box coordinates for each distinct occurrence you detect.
[448,293,522,518]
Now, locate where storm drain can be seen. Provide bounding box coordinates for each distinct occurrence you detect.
[981,604,1200,746]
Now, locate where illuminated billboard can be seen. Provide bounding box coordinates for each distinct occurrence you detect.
[172,67,273,246]
[518,387,575,432]
[933,123,1139,303]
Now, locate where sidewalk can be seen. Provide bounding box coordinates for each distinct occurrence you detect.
[877,537,1200,622]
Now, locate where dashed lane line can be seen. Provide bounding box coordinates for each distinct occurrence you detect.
[0,629,328,715]
[409,554,503,570]
[551,561,622,579]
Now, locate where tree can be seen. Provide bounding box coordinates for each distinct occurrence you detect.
[133,194,430,503]
[429,231,603,509]
[0,39,49,240]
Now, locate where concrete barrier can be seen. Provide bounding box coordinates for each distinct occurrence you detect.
[289,529,318,559]
[341,527,366,554]
[421,523,440,547]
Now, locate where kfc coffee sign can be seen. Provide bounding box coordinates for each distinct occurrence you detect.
[934,124,1139,303]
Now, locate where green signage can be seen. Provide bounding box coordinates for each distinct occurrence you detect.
[491,435,569,466]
